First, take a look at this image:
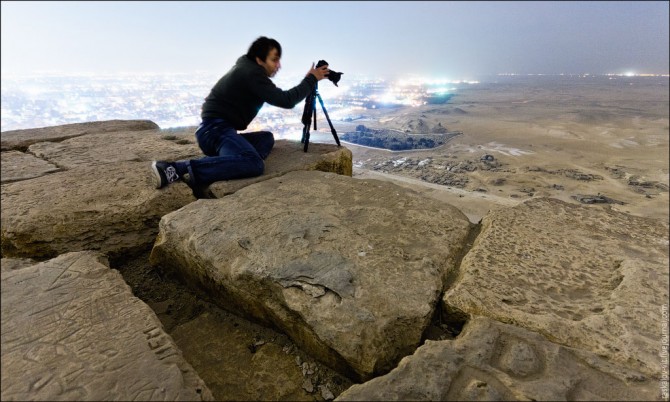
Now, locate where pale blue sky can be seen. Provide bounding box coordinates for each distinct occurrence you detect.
[1,1,668,79]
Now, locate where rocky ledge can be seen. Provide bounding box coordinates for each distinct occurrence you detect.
[1,120,668,400]
[150,170,472,381]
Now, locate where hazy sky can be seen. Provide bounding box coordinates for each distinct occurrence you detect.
[2,1,668,80]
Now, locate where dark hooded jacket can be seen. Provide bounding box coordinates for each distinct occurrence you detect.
[201,55,317,130]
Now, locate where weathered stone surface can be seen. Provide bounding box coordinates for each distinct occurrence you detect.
[1,119,159,151]
[1,151,60,183]
[150,170,472,380]
[444,198,669,378]
[336,316,661,401]
[24,129,350,185]
[2,125,352,260]
[7,119,665,400]
[1,125,203,259]
[209,141,353,196]
[1,251,213,401]
[27,127,202,169]
[1,162,195,259]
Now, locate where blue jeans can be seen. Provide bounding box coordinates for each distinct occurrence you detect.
[187,119,275,186]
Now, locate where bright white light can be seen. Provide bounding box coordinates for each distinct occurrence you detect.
[624,71,635,77]
[427,87,450,95]
[21,85,48,98]
[379,92,398,104]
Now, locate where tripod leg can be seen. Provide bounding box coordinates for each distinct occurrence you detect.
[302,124,310,152]
[303,125,311,152]
[301,91,316,145]
[316,93,341,146]
[304,101,316,152]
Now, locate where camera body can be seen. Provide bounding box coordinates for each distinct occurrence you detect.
[316,60,343,87]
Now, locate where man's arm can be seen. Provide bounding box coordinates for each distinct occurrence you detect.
[249,63,329,109]
[250,74,318,109]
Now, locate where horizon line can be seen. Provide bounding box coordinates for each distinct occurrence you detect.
[2,71,669,79]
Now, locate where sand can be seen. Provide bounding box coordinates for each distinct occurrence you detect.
[340,75,669,224]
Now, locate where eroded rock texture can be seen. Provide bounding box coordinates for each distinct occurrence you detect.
[210,141,353,196]
[26,127,202,169]
[1,161,196,259]
[1,251,213,401]
[1,151,60,184]
[445,198,669,378]
[1,120,159,151]
[336,316,661,401]
[150,170,472,380]
[3,119,666,400]
[1,125,351,260]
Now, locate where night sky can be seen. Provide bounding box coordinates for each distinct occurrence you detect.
[2,1,668,80]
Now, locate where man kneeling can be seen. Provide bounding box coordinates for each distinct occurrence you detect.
[151,36,329,198]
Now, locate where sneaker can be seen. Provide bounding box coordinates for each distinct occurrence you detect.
[151,161,180,189]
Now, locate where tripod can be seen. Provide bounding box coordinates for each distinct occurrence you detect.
[301,83,341,152]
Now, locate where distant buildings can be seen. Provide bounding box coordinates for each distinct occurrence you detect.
[1,74,473,133]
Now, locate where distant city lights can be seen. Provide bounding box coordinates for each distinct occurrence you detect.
[498,72,669,78]
[1,73,479,131]
[2,72,667,133]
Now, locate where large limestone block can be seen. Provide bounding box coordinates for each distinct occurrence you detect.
[1,251,213,401]
[1,151,60,184]
[1,119,159,151]
[209,141,353,196]
[1,161,195,259]
[26,131,350,185]
[27,127,202,169]
[1,130,351,260]
[445,198,669,377]
[150,170,472,380]
[336,316,661,401]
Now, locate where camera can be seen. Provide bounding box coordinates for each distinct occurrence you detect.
[316,60,343,87]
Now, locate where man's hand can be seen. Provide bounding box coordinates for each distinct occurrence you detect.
[307,62,329,81]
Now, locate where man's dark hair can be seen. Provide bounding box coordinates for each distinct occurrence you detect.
[246,36,282,62]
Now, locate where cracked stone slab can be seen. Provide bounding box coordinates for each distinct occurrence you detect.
[150,170,472,380]
[444,197,669,378]
[27,127,202,169]
[1,161,195,259]
[25,129,350,185]
[1,119,159,151]
[1,251,213,401]
[1,133,352,261]
[1,151,60,184]
[209,141,353,197]
[336,316,661,401]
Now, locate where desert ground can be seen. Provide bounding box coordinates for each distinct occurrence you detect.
[143,75,667,400]
[336,75,669,225]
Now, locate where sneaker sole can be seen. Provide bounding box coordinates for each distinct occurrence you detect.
[150,161,163,189]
